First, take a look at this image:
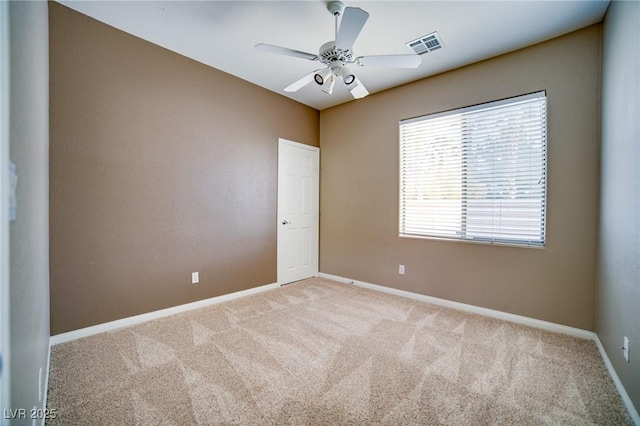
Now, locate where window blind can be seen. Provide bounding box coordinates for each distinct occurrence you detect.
[399,91,547,247]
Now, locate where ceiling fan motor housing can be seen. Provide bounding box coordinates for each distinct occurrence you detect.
[318,41,353,66]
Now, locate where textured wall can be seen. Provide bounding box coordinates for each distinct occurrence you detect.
[8,0,51,414]
[49,3,319,334]
[597,0,640,414]
[320,26,601,330]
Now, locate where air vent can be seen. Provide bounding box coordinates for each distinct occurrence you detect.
[406,32,444,55]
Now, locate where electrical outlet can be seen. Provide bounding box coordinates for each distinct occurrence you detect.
[623,336,630,362]
[191,272,199,284]
[399,264,405,275]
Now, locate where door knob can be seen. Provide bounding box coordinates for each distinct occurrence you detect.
[282,220,291,225]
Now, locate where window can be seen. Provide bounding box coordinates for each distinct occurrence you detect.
[399,91,547,247]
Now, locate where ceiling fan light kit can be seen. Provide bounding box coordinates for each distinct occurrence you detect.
[255,1,421,100]
[321,75,336,95]
[339,67,356,85]
[314,67,332,85]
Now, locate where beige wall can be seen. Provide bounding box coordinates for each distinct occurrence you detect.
[49,3,319,335]
[320,25,601,330]
[8,0,51,414]
[597,0,640,413]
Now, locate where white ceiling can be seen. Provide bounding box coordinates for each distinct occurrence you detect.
[57,0,609,110]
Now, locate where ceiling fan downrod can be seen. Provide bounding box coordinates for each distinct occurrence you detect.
[328,1,345,39]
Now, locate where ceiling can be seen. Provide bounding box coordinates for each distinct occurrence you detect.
[57,1,609,111]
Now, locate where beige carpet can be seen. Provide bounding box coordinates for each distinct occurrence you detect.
[47,277,632,425]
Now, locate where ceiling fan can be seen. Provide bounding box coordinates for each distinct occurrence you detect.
[255,1,422,99]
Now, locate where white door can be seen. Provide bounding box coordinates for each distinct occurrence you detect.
[277,139,319,285]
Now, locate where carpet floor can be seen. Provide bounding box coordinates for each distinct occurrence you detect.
[47,277,632,425]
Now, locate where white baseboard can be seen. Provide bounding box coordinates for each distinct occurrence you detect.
[319,272,639,423]
[318,272,594,339]
[594,335,640,425]
[49,282,279,346]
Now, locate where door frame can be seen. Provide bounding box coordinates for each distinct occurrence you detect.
[277,138,320,286]
[0,0,11,413]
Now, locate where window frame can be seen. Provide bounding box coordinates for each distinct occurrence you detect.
[398,91,548,248]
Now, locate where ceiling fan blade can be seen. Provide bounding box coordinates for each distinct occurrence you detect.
[357,54,422,68]
[347,77,369,99]
[284,70,319,92]
[335,7,369,51]
[255,43,318,61]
